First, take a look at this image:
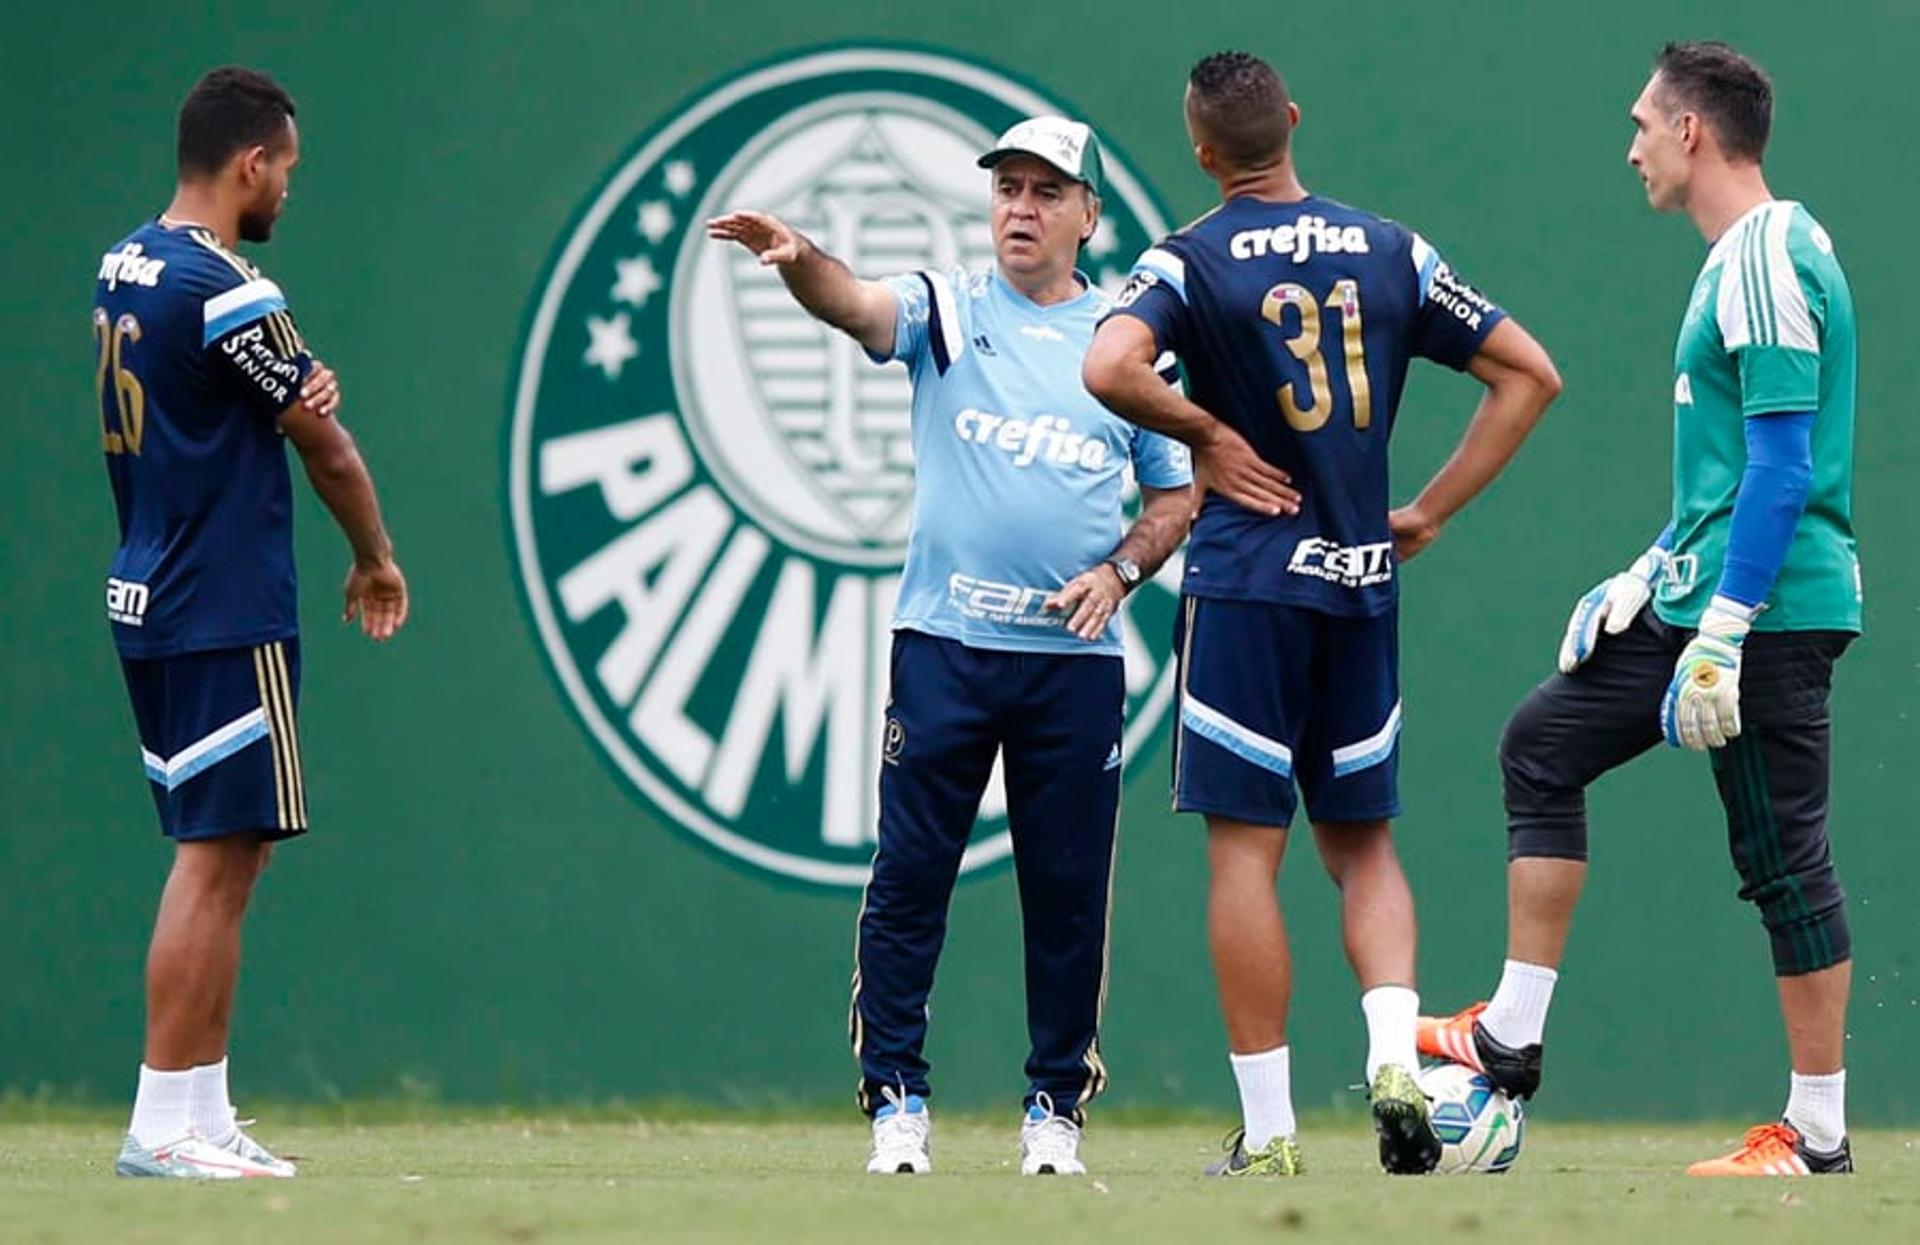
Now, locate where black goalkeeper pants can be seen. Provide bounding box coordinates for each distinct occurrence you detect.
[1500,609,1853,976]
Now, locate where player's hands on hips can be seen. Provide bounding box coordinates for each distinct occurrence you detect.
[344,557,409,642]
[1660,598,1752,750]
[1191,424,1299,520]
[1046,564,1128,642]
[705,210,802,265]
[1557,545,1666,673]
[300,361,341,419]
[1388,504,1442,562]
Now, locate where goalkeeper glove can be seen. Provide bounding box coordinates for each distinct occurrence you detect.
[1660,597,1754,751]
[1558,544,1667,674]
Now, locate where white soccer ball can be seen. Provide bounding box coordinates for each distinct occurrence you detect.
[1417,1061,1525,1174]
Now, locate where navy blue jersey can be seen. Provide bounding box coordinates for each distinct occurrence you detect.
[93,220,315,657]
[1109,195,1504,615]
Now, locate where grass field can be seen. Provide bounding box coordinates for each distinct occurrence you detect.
[3,1109,1917,1243]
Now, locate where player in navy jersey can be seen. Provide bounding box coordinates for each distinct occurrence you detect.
[1085,52,1562,1175]
[97,68,407,1179]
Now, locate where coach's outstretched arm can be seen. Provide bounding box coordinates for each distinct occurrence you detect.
[1388,319,1563,561]
[279,366,409,641]
[707,211,898,357]
[1084,316,1300,518]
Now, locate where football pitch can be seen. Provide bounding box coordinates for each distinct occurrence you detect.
[3,1110,1916,1243]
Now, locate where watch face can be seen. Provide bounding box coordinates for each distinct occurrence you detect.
[1111,558,1141,585]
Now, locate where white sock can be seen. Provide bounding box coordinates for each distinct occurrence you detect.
[1229,1046,1296,1150]
[1480,959,1558,1048]
[128,1065,194,1148]
[1360,985,1419,1083]
[190,1057,238,1147]
[1784,1070,1846,1152]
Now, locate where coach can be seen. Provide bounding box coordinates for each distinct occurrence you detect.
[710,116,1197,1177]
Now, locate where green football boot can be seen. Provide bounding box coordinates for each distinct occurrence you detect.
[1205,1127,1304,1177]
[1370,1062,1441,1174]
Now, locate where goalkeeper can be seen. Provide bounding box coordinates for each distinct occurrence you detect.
[1419,42,1862,1177]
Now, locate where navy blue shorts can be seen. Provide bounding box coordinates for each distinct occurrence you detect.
[1172,597,1400,827]
[119,638,308,841]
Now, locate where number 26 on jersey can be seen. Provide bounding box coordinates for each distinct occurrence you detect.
[93,308,145,455]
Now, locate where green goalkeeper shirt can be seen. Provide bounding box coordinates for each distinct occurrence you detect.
[1655,199,1861,634]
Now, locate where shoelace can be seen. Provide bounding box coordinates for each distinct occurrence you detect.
[1217,1125,1248,1157]
[874,1085,928,1150]
[229,1114,299,1164]
[1214,1126,1297,1173]
[1345,1072,1434,1100]
[228,1114,262,1151]
[1023,1093,1078,1157]
[1737,1122,1798,1157]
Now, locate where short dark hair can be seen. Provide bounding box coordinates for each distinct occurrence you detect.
[177,66,297,177]
[1652,41,1771,163]
[1187,51,1293,169]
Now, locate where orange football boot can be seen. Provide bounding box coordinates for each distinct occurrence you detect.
[1416,1002,1542,1099]
[1687,1122,1852,1176]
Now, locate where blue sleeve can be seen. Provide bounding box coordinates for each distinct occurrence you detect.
[866,272,933,367]
[1129,424,1193,489]
[1715,411,1815,608]
[1406,232,1507,370]
[1654,522,1676,552]
[1102,244,1190,354]
[201,271,314,416]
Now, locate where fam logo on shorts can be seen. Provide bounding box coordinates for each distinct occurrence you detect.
[507,46,1179,887]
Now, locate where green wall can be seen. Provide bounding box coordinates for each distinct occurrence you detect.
[3,1,1915,1121]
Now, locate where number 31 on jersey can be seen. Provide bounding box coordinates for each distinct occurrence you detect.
[1260,280,1371,432]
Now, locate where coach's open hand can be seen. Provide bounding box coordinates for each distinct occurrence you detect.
[706,210,802,265]
[1046,565,1128,642]
[344,557,409,641]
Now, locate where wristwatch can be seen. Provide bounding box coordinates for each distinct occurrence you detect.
[1104,555,1143,593]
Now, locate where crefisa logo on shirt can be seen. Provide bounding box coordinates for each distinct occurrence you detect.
[507,47,1180,887]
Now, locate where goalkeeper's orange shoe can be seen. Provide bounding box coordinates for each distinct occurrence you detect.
[1416,1002,1542,1099]
[1687,1122,1853,1177]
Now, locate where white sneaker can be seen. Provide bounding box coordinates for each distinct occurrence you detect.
[866,1087,932,1174]
[1020,1092,1086,1176]
[114,1131,286,1179]
[224,1118,297,1177]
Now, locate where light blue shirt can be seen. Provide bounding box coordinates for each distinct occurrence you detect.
[874,266,1191,656]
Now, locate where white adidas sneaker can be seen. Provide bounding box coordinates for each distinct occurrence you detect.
[114,1131,288,1179]
[1019,1093,1086,1176]
[867,1088,932,1174]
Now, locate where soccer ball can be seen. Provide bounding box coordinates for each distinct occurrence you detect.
[1417,1061,1525,1174]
